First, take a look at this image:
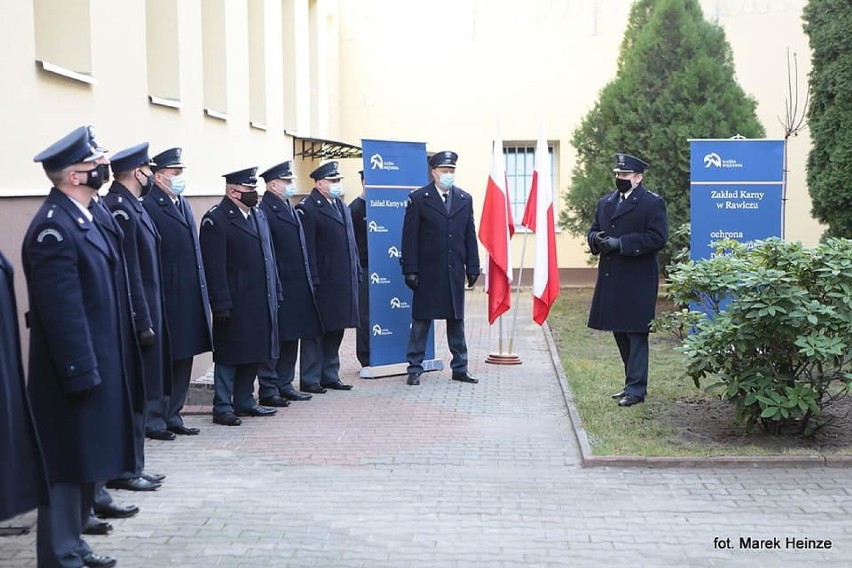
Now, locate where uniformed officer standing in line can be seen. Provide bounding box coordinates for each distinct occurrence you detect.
[25,126,137,568]
[348,170,370,368]
[200,167,281,426]
[401,151,480,386]
[0,248,48,523]
[256,161,320,405]
[103,143,172,493]
[587,153,668,407]
[143,148,212,436]
[297,161,359,393]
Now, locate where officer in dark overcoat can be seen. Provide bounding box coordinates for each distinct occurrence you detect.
[348,170,370,367]
[256,161,320,405]
[587,153,668,407]
[25,126,137,568]
[0,249,48,522]
[297,160,360,392]
[143,148,212,437]
[200,167,281,426]
[401,151,480,386]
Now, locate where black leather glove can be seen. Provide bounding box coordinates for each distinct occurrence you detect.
[467,273,479,288]
[213,309,232,326]
[138,327,155,347]
[590,230,605,245]
[404,273,419,290]
[598,236,621,254]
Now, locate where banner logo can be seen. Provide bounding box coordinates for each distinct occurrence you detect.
[369,153,400,172]
[371,323,393,336]
[390,297,410,309]
[703,152,743,169]
[370,272,391,285]
[387,245,401,258]
[368,220,389,233]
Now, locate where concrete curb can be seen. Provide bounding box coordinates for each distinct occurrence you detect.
[541,321,852,469]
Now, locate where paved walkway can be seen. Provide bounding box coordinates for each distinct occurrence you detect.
[2,290,850,566]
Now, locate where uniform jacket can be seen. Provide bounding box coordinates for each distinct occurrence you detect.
[104,182,172,400]
[21,188,138,484]
[587,184,668,333]
[0,251,47,520]
[142,185,212,360]
[199,197,280,365]
[348,195,369,269]
[297,188,360,332]
[259,191,323,341]
[401,182,480,320]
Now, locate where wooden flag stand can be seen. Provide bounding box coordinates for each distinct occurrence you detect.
[485,315,522,365]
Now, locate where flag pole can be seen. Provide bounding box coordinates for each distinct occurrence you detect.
[508,229,530,354]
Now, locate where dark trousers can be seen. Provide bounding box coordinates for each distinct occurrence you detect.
[165,357,193,428]
[258,339,298,399]
[356,276,370,366]
[298,336,323,388]
[37,482,94,568]
[406,318,468,374]
[613,332,650,398]
[118,410,145,478]
[318,330,345,386]
[213,363,259,415]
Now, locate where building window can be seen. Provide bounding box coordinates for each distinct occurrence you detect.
[201,0,227,119]
[504,142,557,227]
[34,0,94,83]
[145,0,181,107]
[247,0,266,128]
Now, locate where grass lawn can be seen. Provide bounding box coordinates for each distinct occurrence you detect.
[547,287,852,457]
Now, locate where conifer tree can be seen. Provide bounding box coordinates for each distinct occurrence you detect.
[561,0,764,266]
[803,0,852,237]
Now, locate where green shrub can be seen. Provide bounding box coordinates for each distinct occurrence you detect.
[653,238,852,436]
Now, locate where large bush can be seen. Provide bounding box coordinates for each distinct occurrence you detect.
[654,238,852,436]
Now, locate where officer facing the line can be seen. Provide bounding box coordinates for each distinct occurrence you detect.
[200,167,281,426]
[587,152,668,407]
[401,151,480,386]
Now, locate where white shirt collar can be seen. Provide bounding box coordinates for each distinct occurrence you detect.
[68,195,93,222]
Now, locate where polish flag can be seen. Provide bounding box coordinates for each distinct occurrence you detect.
[478,130,514,324]
[520,126,559,325]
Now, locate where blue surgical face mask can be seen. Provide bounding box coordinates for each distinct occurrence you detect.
[438,173,455,190]
[169,174,186,195]
[328,183,344,198]
[283,183,298,198]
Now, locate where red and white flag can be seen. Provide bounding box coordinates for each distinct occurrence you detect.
[520,126,559,325]
[478,130,514,324]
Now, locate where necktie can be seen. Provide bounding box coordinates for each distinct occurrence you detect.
[441,192,450,211]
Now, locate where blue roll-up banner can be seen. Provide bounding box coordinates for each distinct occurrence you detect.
[359,139,441,378]
[689,139,784,261]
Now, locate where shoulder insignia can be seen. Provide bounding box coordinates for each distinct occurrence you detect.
[47,209,55,218]
[77,217,85,225]
[201,218,214,228]
[112,209,130,221]
[316,199,323,206]
[158,196,166,203]
[117,195,124,203]
[36,228,64,243]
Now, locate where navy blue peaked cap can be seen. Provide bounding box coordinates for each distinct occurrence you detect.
[151,147,186,171]
[110,143,152,174]
[260,160,296,182]
[613,153,649,173]
[33,126,104,172]
[310,160,343,181]
[429,150,458,169]
[223,167,258,187]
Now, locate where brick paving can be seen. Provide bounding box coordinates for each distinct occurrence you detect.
[2,289,850,566]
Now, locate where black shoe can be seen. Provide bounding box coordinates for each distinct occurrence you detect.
[213,412,242,426]
[82,517,113,536]
[146,429,176,441]
[281,385,312,401]
[140,471,166,484]
[322,381,353,390]
[93,501,139,519]
[234,405,277,417]
[618,394,645,407]
[611,390,627,400]
[451,371,478,384]
[259,395,291,408]
[301,384,327,394]
[168,424,200,436]
[407,372,421,386]
[82,553,117,568]
[106,477,161,492]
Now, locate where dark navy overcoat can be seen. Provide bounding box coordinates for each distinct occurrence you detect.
[0,250,47,521]
[297,188,360,332]
[199,197,280,365]
[401,182,480,320]
[21,188,138,484]
[587,184,668,333]
[142,185,212,360]
[105,182,172,400]
[259,191,322,341]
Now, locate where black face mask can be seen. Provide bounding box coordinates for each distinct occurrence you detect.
[615,177,633,193]
[76,166,105,191]
[137,170,154,196]
[99,163,110,184]
[238,190,259,208]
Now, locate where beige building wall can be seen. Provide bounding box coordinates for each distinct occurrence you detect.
[336,0,820,274]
